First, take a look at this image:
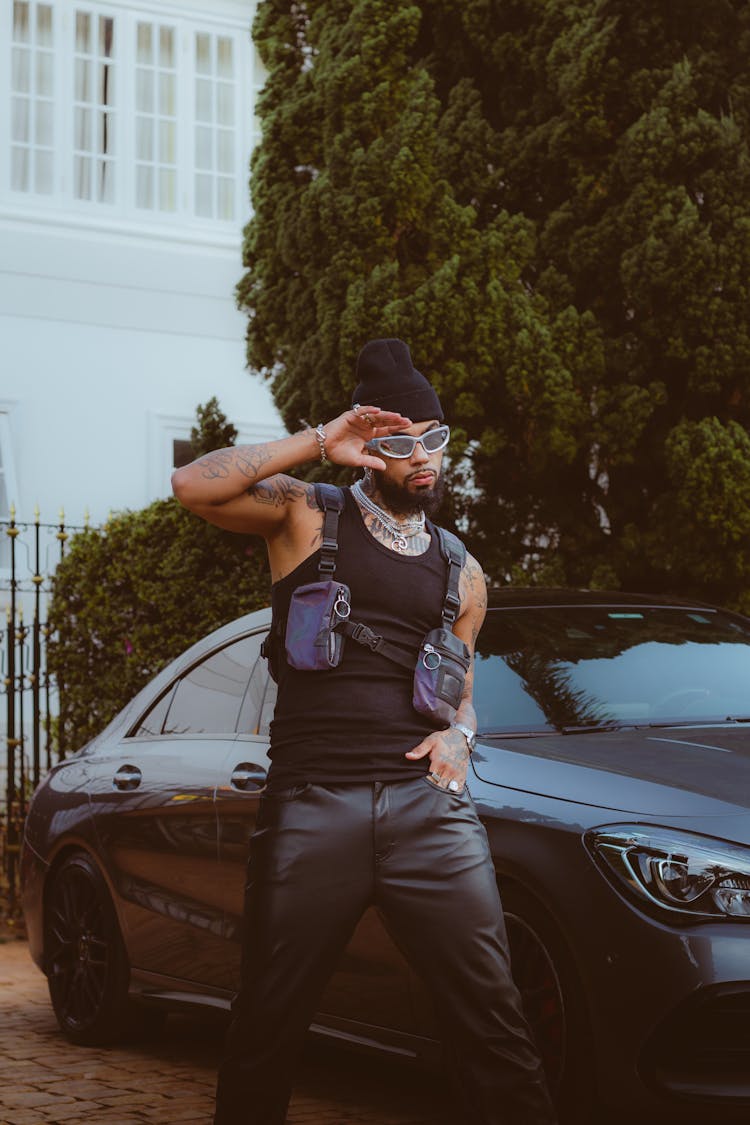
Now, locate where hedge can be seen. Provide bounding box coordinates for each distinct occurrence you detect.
[47,498,270,751]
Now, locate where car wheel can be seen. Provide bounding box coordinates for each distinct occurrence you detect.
[501,884,595,1125]
[44,852,131,1045]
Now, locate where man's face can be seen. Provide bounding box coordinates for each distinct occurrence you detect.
[373,419,446,517]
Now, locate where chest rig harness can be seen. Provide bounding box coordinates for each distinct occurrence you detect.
[262,484,470,726]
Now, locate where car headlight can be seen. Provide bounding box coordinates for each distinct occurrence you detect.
[585,825,750,921]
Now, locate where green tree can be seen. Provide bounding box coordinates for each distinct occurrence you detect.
[190,396,238,457]
[243,0,750,609]
[48,405,270,749]
[242,0,601,545]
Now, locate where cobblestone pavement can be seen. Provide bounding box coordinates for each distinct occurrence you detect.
[0,938,451,1125]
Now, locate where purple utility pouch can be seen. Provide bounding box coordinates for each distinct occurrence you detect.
[285,580,351,671]
[413,627,471,725]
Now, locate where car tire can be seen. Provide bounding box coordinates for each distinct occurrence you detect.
[501,883,596,1125]
[44,852,132,1046]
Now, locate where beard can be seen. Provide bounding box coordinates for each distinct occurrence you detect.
[372,468,445,519]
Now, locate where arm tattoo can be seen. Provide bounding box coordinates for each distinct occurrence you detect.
[197,444,273,483]
[436,727,471,768]
[309,516,324,548]
[252,475,308,507]
[458,555,488,646]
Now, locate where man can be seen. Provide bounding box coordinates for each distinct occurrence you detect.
[172,339,556,1125]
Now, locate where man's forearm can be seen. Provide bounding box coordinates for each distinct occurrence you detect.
[454,698,477,739]
[171,429,318,508]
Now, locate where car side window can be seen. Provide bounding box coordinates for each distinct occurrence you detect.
[131,684,176,738]
[237,644,268,735]
[157,633,264,736]
[258,670,278,738]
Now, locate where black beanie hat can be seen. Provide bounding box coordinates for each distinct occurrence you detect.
[352,339,444,422]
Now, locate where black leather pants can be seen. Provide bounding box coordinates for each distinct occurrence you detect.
[214,776,557,1125]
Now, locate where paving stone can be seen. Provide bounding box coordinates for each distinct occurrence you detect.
[0,939,451,1125]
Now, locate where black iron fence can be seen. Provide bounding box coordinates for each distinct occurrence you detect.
[1,508,85,910]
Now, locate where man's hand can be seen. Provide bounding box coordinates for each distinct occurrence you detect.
[405,726,471,790]
[323,406,411,471]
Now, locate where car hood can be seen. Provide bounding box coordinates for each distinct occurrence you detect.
[471,724,750,817]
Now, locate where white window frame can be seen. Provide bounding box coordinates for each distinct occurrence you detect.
[0,401,21,578]
[148,411,283,500]
[0,0,260,240]
[0,403,20,512]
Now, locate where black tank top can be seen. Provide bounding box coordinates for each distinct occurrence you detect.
[266,487,449,790]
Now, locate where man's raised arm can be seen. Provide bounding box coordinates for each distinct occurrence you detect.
[171,406,411,539]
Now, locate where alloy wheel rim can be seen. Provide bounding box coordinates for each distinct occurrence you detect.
[505,913,566,1091]
[46,866,111,1029]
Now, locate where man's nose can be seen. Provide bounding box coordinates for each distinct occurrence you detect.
[410,439,431,464]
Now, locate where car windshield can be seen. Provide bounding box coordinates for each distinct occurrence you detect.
[474,605,750,734]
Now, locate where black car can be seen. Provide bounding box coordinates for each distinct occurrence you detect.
[21,590,750,1124]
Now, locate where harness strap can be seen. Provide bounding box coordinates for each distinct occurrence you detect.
[314,482,345,576]
[337,619,415,670]
[435,527,465,626]
[267,484,468,673]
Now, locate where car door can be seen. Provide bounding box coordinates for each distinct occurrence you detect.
[87,632,262,991]
[215,651,416,1038]
[213,629,274,965]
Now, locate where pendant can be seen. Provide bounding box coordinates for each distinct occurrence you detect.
[391,535,409,552]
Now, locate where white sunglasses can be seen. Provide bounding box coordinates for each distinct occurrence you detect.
[365,425,450,459]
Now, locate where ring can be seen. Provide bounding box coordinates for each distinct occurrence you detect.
[352,403,361,415]
[363,413,374,426]
[430,771,442,782]
[448,780,459,792]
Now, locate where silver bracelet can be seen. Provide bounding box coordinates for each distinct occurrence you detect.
[300,419,328,464]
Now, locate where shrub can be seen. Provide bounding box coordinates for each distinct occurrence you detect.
[47,499,270,751]
[48,398,271,750]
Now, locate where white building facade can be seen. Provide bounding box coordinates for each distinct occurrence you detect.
[0,0,282,540]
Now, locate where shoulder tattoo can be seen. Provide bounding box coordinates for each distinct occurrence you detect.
[250,475,308,508]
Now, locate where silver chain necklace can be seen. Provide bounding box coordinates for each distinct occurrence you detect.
[351,480,425,552]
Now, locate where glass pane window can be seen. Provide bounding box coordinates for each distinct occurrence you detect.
[11,1,55,195]
[135,19,178,213]
[258,671,277,738]
[162,635,264,736]
[237,651,270,735]
[172,438,193,470]
[192,31,237,220]
[7,9,244,225]
[73,9,116,204]
[131,685,176,738]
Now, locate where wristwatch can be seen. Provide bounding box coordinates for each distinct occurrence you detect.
[451,722,476,753]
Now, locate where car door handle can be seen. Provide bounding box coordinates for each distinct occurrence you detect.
[113,764,142,791]
[230,763,267,792]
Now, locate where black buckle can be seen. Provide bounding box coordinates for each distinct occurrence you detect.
[350,622,381,651]
[443,589,461,623]
[319,537,338,575]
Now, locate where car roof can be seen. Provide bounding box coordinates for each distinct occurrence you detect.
[486,587,719,611]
